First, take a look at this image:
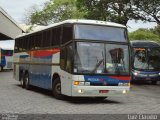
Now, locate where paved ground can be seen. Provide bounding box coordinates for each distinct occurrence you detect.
[0,71,160,114]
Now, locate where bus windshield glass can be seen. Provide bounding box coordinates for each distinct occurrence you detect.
[74,42,129,75]
[74,24,127,42]
[133,47,160,70]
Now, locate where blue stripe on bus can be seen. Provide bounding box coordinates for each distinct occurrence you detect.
[84,75,129,85]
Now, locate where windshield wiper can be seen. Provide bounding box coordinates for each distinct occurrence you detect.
[91,59,104,74]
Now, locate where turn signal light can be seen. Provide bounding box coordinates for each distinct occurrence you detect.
[74,81,79,85]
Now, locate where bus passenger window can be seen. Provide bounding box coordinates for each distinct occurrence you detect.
[60,47,66,70]
[66,44,73,73]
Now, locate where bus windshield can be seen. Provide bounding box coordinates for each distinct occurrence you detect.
[74,42,129,75]
[133,47,160,70]
[74,24,127,42]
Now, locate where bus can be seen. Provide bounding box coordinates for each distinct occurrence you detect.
[0,48,13,71]
[13,19,131,99]
[130,40,160,84]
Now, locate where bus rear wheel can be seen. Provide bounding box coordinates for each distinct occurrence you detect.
[0,66,3,72]
[20,73,25,88]
[24,73,30,90]
[52,78,64,100]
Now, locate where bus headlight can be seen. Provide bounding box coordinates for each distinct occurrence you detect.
[79,82,85,86]
[85,82,90,86]
[158,73,160,76]
[122,90,127,94]
[74,81,90,86]
[133,72,138,76]
[118,83,129,86]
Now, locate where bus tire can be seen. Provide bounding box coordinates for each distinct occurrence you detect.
[24,73,30,90]
[0,66,3,71]
[151,81,157,85]
[52,78,64,100]
[20,72,25,88]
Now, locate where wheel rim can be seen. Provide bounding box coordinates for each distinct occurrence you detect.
[25,76,29,86]
[20,76,23,86]
[55,83,61,94]
[21,79,23,85]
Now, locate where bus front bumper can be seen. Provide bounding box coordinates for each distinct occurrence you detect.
[71,86,130,97]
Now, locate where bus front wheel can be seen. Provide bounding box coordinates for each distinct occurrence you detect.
[52,78,64,100]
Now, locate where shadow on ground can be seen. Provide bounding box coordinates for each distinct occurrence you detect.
[131,81,160,86]
[0,69,12,72]
[16,84,121,104]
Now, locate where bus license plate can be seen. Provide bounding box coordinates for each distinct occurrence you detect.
[99,90,108,93]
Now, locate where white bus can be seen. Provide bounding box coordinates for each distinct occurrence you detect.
[14,19,131,99]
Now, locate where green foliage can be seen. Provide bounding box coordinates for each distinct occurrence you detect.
[25,0,160,26]
[150,25,160,37]
[129,28,160,43]
[77,0,139,25]
[134,0,160,25]
[25,0,84,25]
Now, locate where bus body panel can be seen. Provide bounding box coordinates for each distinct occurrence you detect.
[14,20,131,98]
[130,41,160,82]
[71,75,130,97]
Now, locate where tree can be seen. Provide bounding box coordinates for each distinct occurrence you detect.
[134,0,160,25]
[77,0,140,25]
[150,25,160,37]
[25,0,160,26]
[129,28,160,43]
[24,2,51,26]
[24,0,84,25]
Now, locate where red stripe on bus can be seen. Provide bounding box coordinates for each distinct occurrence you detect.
[109,76,130,81]
[28,48,60,57]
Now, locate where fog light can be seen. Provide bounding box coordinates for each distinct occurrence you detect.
[122,90,127,94]
[78,89,83,93]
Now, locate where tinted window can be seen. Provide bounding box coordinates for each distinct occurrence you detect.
[66,44,73,72]
[75,25,127,42]
[62,25,73,44]
[60,47,66,70]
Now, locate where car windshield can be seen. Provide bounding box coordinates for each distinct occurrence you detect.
[74,42,129,75]
[133,47,160,70]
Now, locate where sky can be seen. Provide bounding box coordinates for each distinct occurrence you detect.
[0,0,158,49]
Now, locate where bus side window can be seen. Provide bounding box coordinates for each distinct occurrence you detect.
[62,25,73,44]
[66,44,73,73]
[60,47,66,70]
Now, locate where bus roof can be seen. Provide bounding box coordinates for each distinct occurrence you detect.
[130,40,160,48]
[16,19,126,38]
